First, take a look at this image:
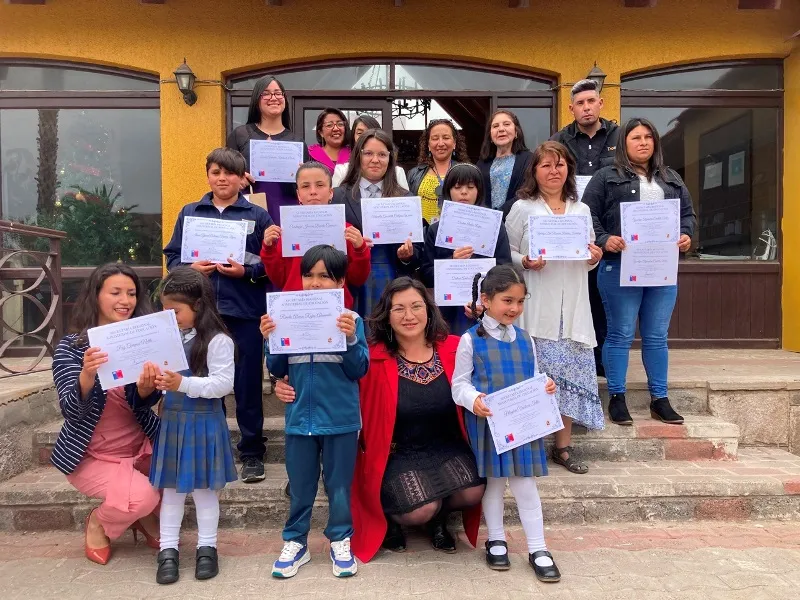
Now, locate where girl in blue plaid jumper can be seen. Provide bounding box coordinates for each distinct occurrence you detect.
[149,268,238,585]
[452,264,561,582]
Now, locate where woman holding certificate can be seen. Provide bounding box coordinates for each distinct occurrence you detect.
[226,75,309,226]
[505,141,605,474]
[582,118,696,427]
[50,264,162,565]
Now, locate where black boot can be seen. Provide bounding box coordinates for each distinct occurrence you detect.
[485,540,511,570]
[529,550,561,582]
[382,519,406,552]
[608,393,633,426]
[156,548,179,585]
[428,513,456,553]
[195,546,219,580]
[650,397,684,424]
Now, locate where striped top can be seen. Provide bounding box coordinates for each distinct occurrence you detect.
[50,334,161,475]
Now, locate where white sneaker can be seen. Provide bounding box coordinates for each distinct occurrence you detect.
[272,541,310,578]
[330,537,357,577]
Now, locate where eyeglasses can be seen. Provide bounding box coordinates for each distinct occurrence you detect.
[362,150,390,161]
[322,121,346,131]
[390,303,426,317]
[260,91,285,99]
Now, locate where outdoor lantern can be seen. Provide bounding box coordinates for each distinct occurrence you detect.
[586,62,607,94]
[174,59,197,106]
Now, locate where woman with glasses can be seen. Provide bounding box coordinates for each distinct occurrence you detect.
[226,76,309,226]
[332,115,408,189]
[333,129,423,319]
[309,108,352,174]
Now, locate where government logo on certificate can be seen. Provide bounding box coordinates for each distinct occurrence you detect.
[112,370,124,380]
[280,338,291,347]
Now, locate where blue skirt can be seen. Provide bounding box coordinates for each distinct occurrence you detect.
[352,245,396,322]
[464,411,548,478]
[149,392,237,493]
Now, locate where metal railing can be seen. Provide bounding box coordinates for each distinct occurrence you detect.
[0,220,66,378]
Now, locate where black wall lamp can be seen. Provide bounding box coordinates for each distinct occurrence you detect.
[586,62,607,93]
[173,59,197,106]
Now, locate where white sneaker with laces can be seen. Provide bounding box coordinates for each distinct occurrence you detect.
[272,540,310,578]
[330,537,357,577]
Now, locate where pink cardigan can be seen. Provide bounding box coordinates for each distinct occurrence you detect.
[308,144,351,174]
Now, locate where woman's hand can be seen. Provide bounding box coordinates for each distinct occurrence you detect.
[216,258,245,278]
[191,260,217,276]
[604,235,626,253]
[345,226,364,249]
[260,314,276,339]
[678,234,691,252]
[337,312,356,337]
[472,394,493,417]
[587,243,603,265]
[522,255,546,271]
[155,370,182,392]
[241,172,255,190]
[545,378,557,395]
[452,246,474,260]
[396,239,414,261]
[275,376,296,404]
[137,361,161,398]
[464,303,484,320]
[263,225,282,248]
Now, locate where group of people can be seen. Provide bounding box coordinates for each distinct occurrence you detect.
[49,74,696,586]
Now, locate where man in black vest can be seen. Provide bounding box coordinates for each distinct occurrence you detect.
[551,79,620,377]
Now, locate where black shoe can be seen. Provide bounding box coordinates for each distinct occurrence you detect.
[650,397,684,424]
[608,393,633,426]
[428,516,456,553]
[240,457,265,483]
[156,548,179,585]
[284,481,291,498]
[529,550,561,582]
[485,540,511,570]
[381,519,406,552]
[594,348,606,378]
[195,546,219,580]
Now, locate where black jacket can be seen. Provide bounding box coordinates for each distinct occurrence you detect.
[550,118,620,176]
[476,150,533,217]
[581,165,697,261]
[406,162,463,196]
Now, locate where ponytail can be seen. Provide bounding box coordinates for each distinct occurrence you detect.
[471,272,487,338]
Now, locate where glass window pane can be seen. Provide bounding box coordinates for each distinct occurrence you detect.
[232,106,248,131]
[232,65,390,91]
[502,107,551,149]
[1,108,162,266]
[0,64,158,91]
[395,64,551,91]
[622,64,782,91]
[621,107,779,260]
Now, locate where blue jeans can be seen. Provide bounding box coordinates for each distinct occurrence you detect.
[596,259,677,399]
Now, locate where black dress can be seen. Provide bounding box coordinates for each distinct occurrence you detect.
[380,352,483,515]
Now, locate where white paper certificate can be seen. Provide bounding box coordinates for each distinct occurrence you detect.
[180,216,247,264]
[87,311,188,391]
[279,205,346,257]
[576,175,592,201]
[434,201,503,257]
[433,258,496,307]
[484,374,564,454]
[361,196,424,244]
[266,289,346,355]
[620,243,679,287]
[528,214,591,261]
[620,198,680,244]
[249,140,304,183]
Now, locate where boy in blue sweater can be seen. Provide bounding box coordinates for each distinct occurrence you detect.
[260,244,369,579]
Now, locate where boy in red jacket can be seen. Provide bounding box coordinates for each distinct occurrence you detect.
[260,161,370,307]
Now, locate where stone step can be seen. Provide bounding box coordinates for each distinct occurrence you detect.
[3,448,800,532]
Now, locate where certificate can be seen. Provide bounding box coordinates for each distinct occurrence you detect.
[576,175,592,201]
[361,196,424,244]
[180,216,247,264]
[249,140,304,183]
[434,201,503,257]
[528,214,591,261]
[279,205,346,257]
[620,242,678,287]
[433,258,496,307]
[620,198,680,244]
[87,311,188,391]
[483,374,564,454]
[266,289,346,355]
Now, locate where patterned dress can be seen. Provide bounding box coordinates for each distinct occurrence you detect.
[489,155,515,210]
[464,324,548,478]
[418,172,442,223]
[149,337,237,493]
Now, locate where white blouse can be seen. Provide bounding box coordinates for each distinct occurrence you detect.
[504,197,598,348]
[176,331,235,399]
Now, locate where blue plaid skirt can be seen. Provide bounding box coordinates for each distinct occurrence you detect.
[352,245,396,322]
[464,411,548,478]
[149,389,237,493]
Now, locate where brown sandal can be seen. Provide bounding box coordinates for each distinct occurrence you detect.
[552,445,588,474]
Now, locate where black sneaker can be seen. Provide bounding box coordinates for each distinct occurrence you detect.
[240,457,265,483]
[608,393,633,426]
[195,546,219,580]
[650,397,684,424]
[156,548,179,585]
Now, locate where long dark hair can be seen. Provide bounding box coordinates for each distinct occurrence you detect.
[516,141,578,202]
[478,109,529,161]
[160,267,231,376]
[351,114,381,140]
[470,264,526,338]
[441,163,486,207]
[415,119,469,168]
[341,129,408,197]
[614,117,668,182]
[70,263,152,345]
[315,108,352,147]
[246,76,291,130]
[367,277,449,355]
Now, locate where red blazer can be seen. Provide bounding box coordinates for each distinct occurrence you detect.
[351,335,482,563]
[259,221,371,309]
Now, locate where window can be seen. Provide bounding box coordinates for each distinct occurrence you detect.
[621,62,782,261]
[0,62,162,266]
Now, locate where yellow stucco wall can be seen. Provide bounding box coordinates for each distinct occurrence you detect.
[784,44,800,351]
[1,0,799,346]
